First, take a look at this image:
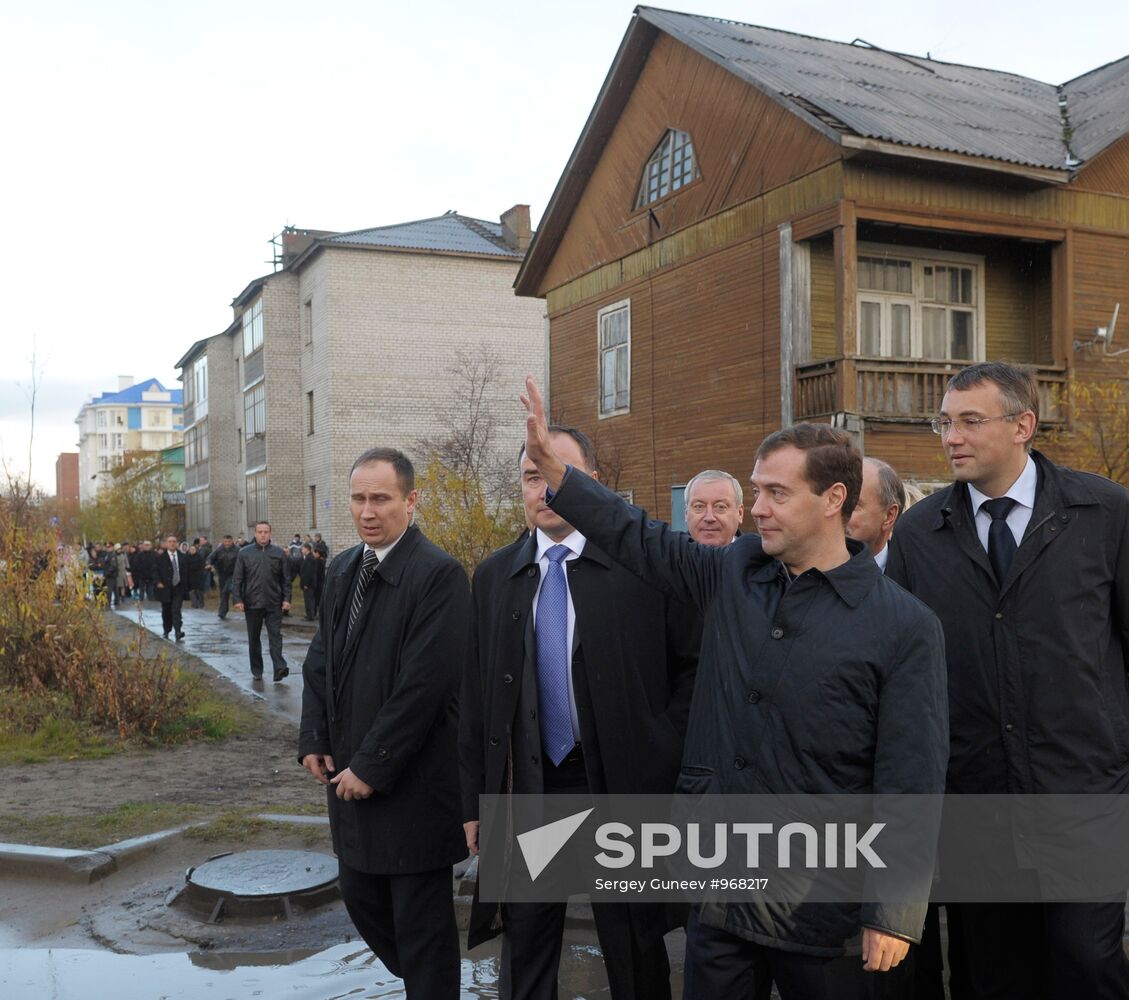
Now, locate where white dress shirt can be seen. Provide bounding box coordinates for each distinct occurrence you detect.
[967,454,1037,552]
[874,543,889,574]
[531,527,585,743]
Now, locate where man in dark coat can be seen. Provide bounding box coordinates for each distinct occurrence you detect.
[460,425,699,1000]
[154,534,189,639]
[208,535,239,620]
[886,361,1129,999]
[232,521,292,682]
[519,380,948,999]
[298,544,320,620]
[299,447,469,999]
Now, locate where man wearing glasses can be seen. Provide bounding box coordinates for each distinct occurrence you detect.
[887,361,1129,998]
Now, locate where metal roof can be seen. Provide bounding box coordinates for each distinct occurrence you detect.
[639,7,1128,171]
[325,213,523,258]
[88,379,182,406]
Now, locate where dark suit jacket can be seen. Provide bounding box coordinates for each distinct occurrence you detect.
[299,524,470,874]
[154,549,190,603]
[887,449,1129,794]
[460,530,699,947]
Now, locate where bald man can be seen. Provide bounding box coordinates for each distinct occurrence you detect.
[846,457,905,572]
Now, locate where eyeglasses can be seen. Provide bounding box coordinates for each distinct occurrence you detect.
[930,414,1019,435]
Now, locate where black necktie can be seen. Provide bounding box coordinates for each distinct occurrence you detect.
[348,548,379,639]
[983,497,1018,585]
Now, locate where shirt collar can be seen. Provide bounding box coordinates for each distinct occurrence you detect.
[874,543,889,573]
[366,529,406,564]
[967,454,1037,517]
[535,527,586,562]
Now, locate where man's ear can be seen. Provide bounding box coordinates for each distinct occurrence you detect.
[588,467,600,482]
[825,482,847,516]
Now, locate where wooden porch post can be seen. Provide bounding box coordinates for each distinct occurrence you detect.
[833,202,858,413]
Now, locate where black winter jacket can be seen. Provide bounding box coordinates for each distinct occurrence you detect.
[232,542,292,609]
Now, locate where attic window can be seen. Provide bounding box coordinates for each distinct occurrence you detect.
[634,129,699,209]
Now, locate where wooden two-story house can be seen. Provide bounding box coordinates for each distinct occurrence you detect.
[516,7,1129,519]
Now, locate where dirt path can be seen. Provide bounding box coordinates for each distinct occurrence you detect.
[0,614,323,829]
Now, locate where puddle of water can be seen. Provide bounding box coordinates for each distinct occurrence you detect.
[0,943,502,999]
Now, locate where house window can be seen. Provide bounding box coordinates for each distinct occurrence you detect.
[306,391,314,435]
[856,245,984,361]
[244,383,266,441]
[187,488,211,534]
[303,299,313,345]
[186,356,208,404]
[185,422,209,467]
[309,485,317,528]
[97,411,106,428]
[635,128,699,209]
[242,298,264,357]
[246,472,268,525]
[598,300,631,416]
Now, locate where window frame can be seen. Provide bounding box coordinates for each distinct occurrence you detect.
[244,382,266,441]
[597,298,632,418]
[242,298,264,357]
[855,243,986,362]
[634,128,701,211]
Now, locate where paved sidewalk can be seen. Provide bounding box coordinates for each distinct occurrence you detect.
[113,603,313,725]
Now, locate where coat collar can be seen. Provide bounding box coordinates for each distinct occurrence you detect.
[744,535,878,608]
[505,530,613,579]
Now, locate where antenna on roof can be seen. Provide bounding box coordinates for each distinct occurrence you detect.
[850,38,936,74]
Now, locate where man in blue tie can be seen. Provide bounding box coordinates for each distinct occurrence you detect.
[460,425,699,1000]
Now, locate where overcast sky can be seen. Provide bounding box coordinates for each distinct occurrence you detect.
[3,0,1127,491]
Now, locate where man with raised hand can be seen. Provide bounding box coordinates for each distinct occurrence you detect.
[519,377,947,999]
[300,447,469,999]
[460,425,698,1000]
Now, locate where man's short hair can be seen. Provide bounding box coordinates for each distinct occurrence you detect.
[223,534,233,540]
[755,423,863,522]
[865,457,906,513]
[301,544,312,554]
[685,469,744,508]
[351,447,415,495]
[255,520,271,529]
[947,362,1040,424]
[519,424,597,474]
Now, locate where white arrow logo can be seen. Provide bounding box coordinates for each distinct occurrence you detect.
[517,808,594,881]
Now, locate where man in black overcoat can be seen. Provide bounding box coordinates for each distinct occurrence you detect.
[299,447,469,999]
[887,361,1129,999]
[154,534,189,639]
[460,425,699,1000]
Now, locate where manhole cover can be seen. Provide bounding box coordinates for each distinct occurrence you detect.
[183,849,339,922]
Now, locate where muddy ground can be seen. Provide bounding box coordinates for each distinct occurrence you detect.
[0,613,321,831]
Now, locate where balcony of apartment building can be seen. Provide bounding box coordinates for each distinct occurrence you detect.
[789,225,1067,427]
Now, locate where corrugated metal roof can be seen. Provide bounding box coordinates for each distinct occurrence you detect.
[1063,55,1129,163]
[638,8,1122,171]
[325,213,523,258]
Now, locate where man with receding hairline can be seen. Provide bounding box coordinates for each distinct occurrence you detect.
[685,469,745,546]
[847,457,906,572]
[518,377,947,999]
[299,446,470,999]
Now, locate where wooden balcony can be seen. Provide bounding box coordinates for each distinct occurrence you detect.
[795,358,1067,425]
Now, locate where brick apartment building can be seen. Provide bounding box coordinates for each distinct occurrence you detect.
[176,206,546,549]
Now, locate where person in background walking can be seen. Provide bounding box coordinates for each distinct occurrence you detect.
[233,520,292,682]
[155,535,188,640]
[298,543,320,620]
[186,544,207,609]
[208,535,239,620]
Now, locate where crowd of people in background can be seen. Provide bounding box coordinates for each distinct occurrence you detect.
[76,531,330,625]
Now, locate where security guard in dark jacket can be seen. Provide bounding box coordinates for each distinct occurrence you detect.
[232,520,292,681]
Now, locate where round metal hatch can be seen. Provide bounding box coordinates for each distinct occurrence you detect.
[183,849,339,923]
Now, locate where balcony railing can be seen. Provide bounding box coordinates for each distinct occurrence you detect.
[795,358,1067,425]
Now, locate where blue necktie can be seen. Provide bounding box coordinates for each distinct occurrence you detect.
[536,544,574,766]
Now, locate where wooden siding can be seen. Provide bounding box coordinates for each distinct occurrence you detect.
[984,247,1053,364]
[1073,132,1129,197]
[546,164,844,316]
[810,235,836,358]
[846,162,1129,235]
[538,32,842,297]
[860,426,954,485]
[549,234,779,521]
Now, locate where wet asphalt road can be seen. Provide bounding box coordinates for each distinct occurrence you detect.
[113,603,313,725]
